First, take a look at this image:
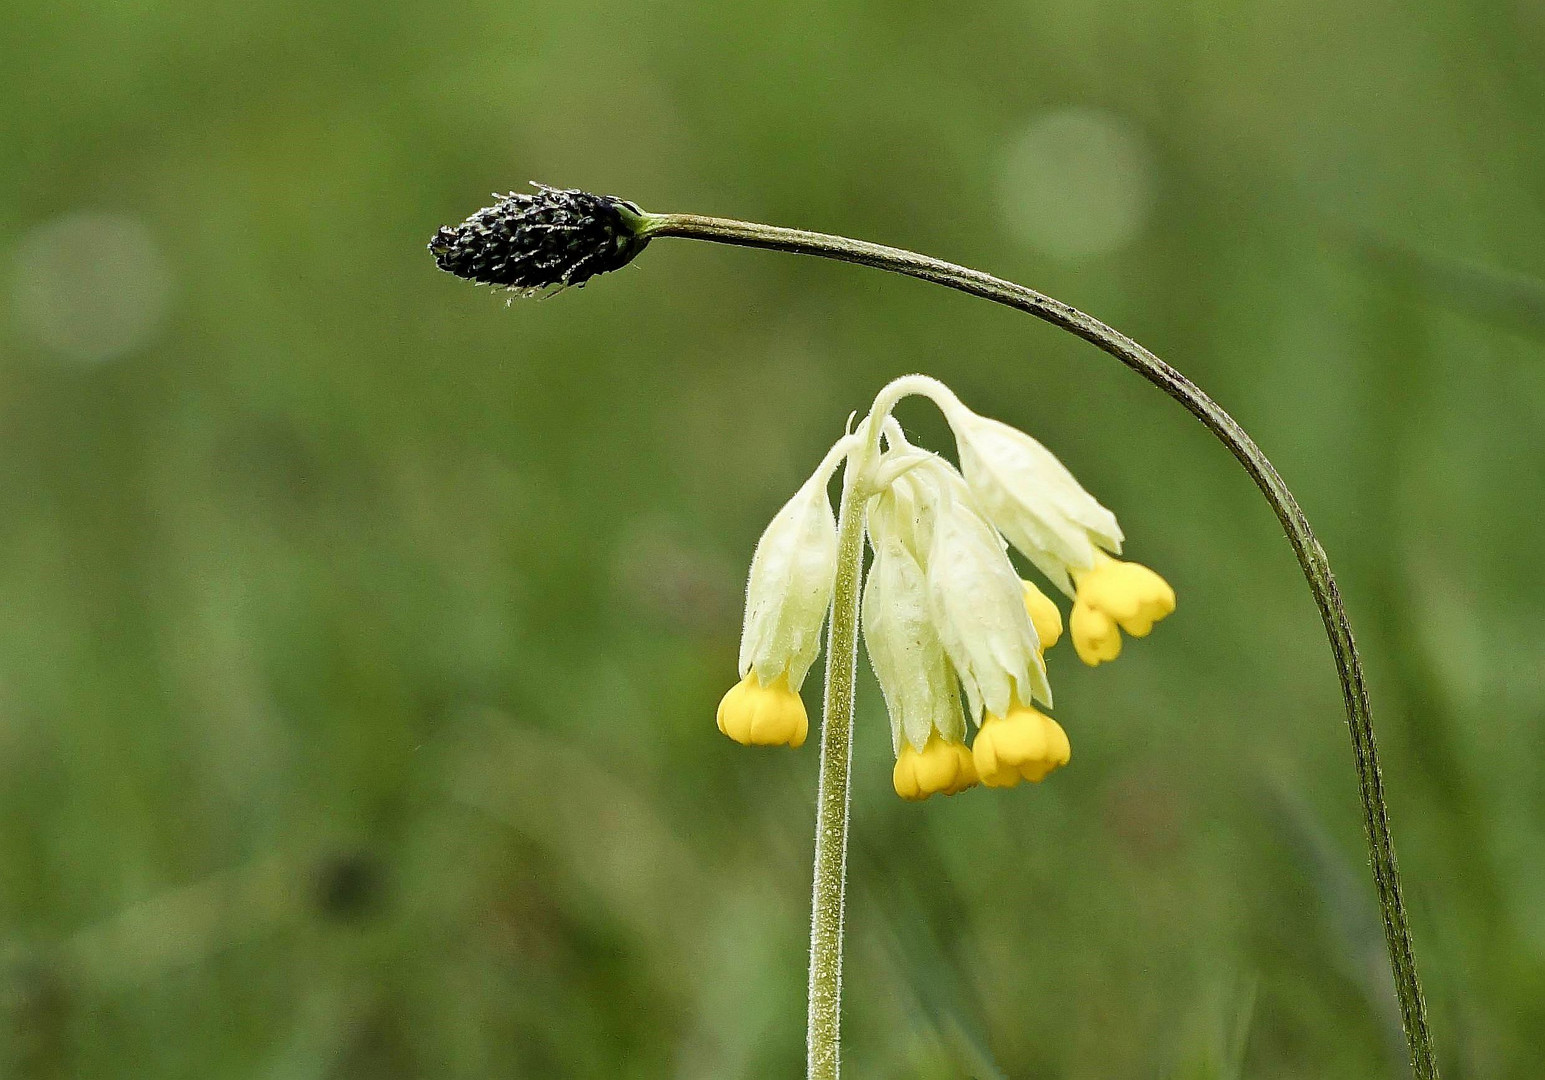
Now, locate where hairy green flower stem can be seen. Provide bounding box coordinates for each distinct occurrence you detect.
[634,212,1437,1079]
[805,384,924,1080]
[805,441,866,1080]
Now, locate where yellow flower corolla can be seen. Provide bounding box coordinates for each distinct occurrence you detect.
[892,734,978,801]
[716,671,809,748]
[971,703,1071,787]
[1069,554,1175,666]
[1020,579,1063,651]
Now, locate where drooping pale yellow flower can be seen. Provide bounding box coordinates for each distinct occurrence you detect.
[929,385,1175,670]
[737,466,840,690]
[863,480,981,800]
[917,464,1051,719]
[972,702,1071,787]
[934,388,1122,596]
[717,439,849,747]
[716,671,809,748]
[1069,552,1176,666]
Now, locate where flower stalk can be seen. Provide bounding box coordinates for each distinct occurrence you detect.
[805,449,866,1080]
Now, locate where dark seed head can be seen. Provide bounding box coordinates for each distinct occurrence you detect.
[428,184,649,293]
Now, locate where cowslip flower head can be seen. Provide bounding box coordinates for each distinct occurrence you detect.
[717,446,844,748]
[716,373,1174,798]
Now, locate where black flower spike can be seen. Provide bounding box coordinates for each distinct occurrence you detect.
[428,184,650,293]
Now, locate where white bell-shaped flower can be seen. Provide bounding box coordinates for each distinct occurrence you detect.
[863,484,979,800]
[737,456,840,690]
[919,465,1051,721]
[863,502,967,754]
[936,392,1123,596]
[719,445,845,750]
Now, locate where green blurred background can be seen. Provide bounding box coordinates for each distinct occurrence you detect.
[3,1,1544,1076]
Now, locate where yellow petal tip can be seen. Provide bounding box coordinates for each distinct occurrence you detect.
[972,705,1070,787]
[1070,557,1173,665]
[716,671,808,748]
[893,735,978,801]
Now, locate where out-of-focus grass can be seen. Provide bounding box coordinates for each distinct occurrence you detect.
[1,0,1543,1076]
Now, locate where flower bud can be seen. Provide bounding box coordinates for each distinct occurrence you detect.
[1021,578,1064,650]
[737,462,840,689]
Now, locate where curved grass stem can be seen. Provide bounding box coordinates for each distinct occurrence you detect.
[642,211,1438,1080]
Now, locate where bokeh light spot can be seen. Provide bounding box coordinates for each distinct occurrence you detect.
[9,212,174,364]
[996,107,1156,259]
